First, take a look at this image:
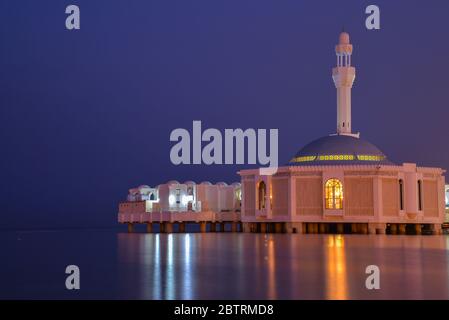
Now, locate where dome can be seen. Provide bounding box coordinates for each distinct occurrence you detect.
[167,180,180,185]
[184,181,196,185]
[288,135,394,166]
[339,32,350,44]
[216,182,228,186]
[200,181,212,185]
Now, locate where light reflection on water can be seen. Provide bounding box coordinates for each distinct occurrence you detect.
[117,233,449,300]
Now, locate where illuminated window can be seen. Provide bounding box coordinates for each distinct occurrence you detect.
[291,156,317,162]
[325,179,343,209]
[357,155,385,161]
[258,181,266,210]
[318,155,354,161]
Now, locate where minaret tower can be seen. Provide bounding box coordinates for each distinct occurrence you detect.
[332,32,357,136]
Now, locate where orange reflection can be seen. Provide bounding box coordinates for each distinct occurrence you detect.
[325,235,348,300]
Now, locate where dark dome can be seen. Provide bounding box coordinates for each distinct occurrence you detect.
[288,134,393,166]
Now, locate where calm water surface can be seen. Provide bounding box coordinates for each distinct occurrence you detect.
[1,229,449,299]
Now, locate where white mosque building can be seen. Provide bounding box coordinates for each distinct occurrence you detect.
[119,32,447,235]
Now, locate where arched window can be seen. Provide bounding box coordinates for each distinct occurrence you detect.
[258,181,266,210]
[399,179,404,210]
[150,193,155,201]
[325,179,343,209]
[418,180,423,211]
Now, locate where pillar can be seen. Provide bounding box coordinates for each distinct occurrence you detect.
[260,223,267,233]
[146,223,153,233]
[231,222,238,232]
[399,224,406,235]
[351,223,358,234]
[238,222,243,232]
[306,223,313,234]
[210,222,216,232]
[390,224,397,235]
[165,222,174,233]
[272,223,280,233]
[337,223,344,234]
[220,222,226,232]
[415,224,422,235]
[360,224,368,235]
[179,222,186,233]
[200,221,207,233]
[432,224,442,235]
[127,223,134,233]
[368,224,377,235]
[319,223,326,234]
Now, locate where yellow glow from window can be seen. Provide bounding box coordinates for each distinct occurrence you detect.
[325,179,343,210]
[318,155,354,161]
[357,155,384,161]
[290,156,317,162]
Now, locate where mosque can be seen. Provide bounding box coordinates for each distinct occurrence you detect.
[118,32,447,235]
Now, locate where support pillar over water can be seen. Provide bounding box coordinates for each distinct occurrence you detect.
[165,222,174,233]
[399,224,406,235]
[272,223,281,233]
[260,223,267,233]
[146,223,153,233]
[415,224,422,235]
[127,223,134,233]
[360,224,368,235]
[210,222,216,232]
[351,224,358,234]
[159,222,165,233]
[200,222,207,233]
[319,223,326,234]
[337,223,344,234]
[220,222,226,232]
[231,222,238,232]
[306,223,313,234]
[179,222,186,233]
[390,224,397,235]
[432,224,442,235]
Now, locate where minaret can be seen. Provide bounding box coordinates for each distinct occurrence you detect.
[332,32,356,136]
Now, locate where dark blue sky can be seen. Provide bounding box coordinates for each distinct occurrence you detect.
[1,0,448,228]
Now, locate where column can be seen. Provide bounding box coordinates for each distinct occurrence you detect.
[337,223,344,234]
[398,224,406,235]
[179,222,186,233]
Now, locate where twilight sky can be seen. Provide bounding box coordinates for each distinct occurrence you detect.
[1,0,448,228]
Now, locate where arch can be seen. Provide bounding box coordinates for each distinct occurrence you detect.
[149,193,156,201]
[325,179,343,210]
[258,181,266,210]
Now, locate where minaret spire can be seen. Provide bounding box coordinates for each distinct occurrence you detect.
[332,31,357,136]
